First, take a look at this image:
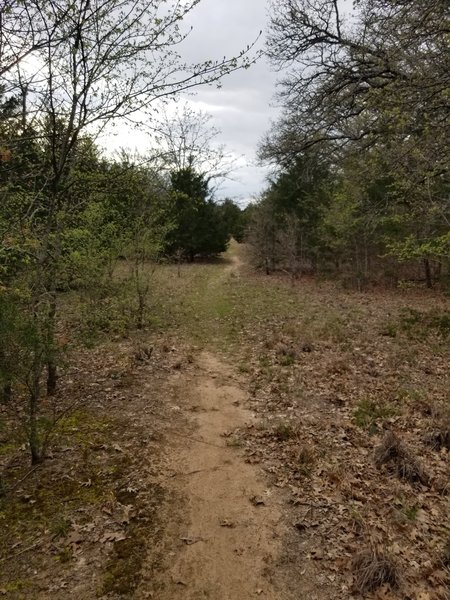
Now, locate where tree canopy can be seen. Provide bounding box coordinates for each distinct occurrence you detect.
[249,0,449,287]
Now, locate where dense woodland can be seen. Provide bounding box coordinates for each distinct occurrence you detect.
[249,0,449,288]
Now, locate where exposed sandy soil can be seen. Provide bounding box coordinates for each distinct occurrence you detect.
[0,284,296,598]
[145,351,291,600]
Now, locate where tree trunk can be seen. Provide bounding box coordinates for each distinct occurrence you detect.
[363,235,369,278]
[46,294,58,396]
[423,257,432,289]
[29,363,43,465]
[299,231,304,278]
[47,363,57,396]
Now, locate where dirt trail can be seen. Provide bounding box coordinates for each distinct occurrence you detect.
[226,252,243,273]
[152,351,289,600]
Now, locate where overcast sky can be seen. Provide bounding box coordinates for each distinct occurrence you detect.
[180,0,279,205]
[104,0,278,206]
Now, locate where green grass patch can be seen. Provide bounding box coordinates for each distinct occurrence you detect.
[398,308,450,339]
[0,412,117,567]
[354,398,398,431]
[99,482,167,597]
[279,354,295,366]
[0,441,20,457]
[0,579,32,594]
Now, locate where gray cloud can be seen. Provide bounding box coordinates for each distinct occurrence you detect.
[103,0,278,203]
[179,0,279,201]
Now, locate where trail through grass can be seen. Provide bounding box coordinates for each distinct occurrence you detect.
[1,241,449,599]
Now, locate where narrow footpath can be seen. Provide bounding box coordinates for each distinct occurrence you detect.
[149,351,290,599]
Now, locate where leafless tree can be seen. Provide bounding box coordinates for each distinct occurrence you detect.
[263,0,449,162]
[150,103,238,194]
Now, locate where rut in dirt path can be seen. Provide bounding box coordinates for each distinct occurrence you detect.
[153,351,289,600]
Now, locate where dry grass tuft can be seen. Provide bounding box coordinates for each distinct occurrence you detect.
[443,538,450,567]
[133,344,153,362]
[295,444,316,477]
[425,429,450,451]
[273,421,298,441]
[373,431,402,464]
[426,405,450,451]
[352,547,400,593]
[374,431,429,485]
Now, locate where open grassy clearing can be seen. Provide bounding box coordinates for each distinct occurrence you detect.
[149,245,450,598]
[1,242,449,599]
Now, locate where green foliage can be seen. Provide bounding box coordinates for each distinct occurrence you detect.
[218,199,248,242]
[398,308,450,339]
[354,399,398,432]
[163,166,229,260]
[0,121,169,460]
[0,290,45,388]
[50,517,71,539]
[247,153,332,276]
[279,353,295,366]
[256,0,450,286]
[386,232,450,263]
[0,0,257,469]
